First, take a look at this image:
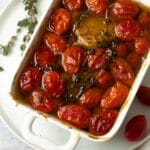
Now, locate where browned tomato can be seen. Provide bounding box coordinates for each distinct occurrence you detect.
[139,11,150,29]
[115,43,128,57]
[115,19,141,41]
[85,0,107,15]
[43,32,67,54]
[19,67,41,93]
[42,71,64,98]
[110,0,138,19]
[79,88,103,109]
[62,45,85,75]
[101,82,129,109]
[62,0,84,11]
[50,8,72,34]
[57,105,91,128]
[29,89,55,112]
[110,57,134,87]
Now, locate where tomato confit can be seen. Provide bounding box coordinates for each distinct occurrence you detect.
[18,0,150,136]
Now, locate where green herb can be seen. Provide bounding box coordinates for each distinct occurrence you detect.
[0,66,4,72]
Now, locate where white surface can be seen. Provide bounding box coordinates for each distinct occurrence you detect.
[0,0,150,150]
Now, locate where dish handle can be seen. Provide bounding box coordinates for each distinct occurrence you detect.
[21,114,80,150]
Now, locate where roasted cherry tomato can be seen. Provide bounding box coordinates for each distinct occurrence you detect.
[115,19,141,41]
[115,43,128,57]
[96,69,114,89]
[50,8,72,34]
[29,89,55,112]
[101,82,129,109]
[110,0,138,19]
[43,32,67,54]
[110,57,134,87]
[57,105,91,128]
[88,48,107,70]
[125,115,147,141]
[139,11,150,29]
[136,86,150,106]
[86,0,107,15]
[79,88,103,109]
[34,47,54,68]
[42,71,64,98]
[89,110,118,135]
[19,66,41,93]
[62,0,84,11]
[135,36,149,56]
[62,45,85,75]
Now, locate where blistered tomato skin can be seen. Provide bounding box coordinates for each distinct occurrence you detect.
[43,32,67,54]
[115,19,141,41]
[29,89,55,113]
[110,0,138,19]
[125,115,147,141]
[62,0,84,11]
[101,82,129,109]
[86,0,107,15]
[139,11,150,29]
[19,67,41,93]
[89,110,118,135]
[57,105,91,128]
[62,45,85,75]
[110,57,135,87]
[42,71,64,98]
[79,88,103,109]
[50,8,72,35]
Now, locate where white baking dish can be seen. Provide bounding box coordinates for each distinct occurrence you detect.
[10,0,150,149]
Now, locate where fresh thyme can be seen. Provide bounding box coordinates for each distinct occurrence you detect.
[0,66,4,72]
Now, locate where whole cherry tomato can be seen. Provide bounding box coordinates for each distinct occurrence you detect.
[79,88,103,109]
[50,8,72,34]
[101,82,129,109]
[29,89,55,112]
[62,0,84,11]
[110,57,134,87]
[110,0,138,19]
[34,47,54,68]
[135,36,149,56]
[115,19,141,41]
[88,48,107,70]
[139,11,150,29]
[89,110,118,135]
[57,105,91,128]
[42,71,64,98]
[19,66,41,93]
[43,32,67,54]
[62,45,85,75]
[125,115,147,141]
[115,43,128,57]
[85,0,107,15]
[136,86,150,106]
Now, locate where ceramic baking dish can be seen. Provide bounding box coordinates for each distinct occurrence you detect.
[10,0,150,149]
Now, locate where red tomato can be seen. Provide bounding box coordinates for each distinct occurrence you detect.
[62,45,85,75]
[57,105,91,128]
[79,88,103,109]
[88,48,107,70]
[115,19,141,41]
[43,32,67,54]
[89,110,118,135]
[42,71,64,98]
[125,115,147,141]
[135,36,149,56]
[29,89,55,112]
[62,0,84,11]
[19,67,41,93]
[115,43,128,57]
[110,0,138,19]
[136,86,150,106]
[86,0,107,15]
[110,57,134,87]
[139,11,150,29]
[96,69,114,89]
[101,82,129,109]
[50,8,72,34]
[34,47,54,68]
